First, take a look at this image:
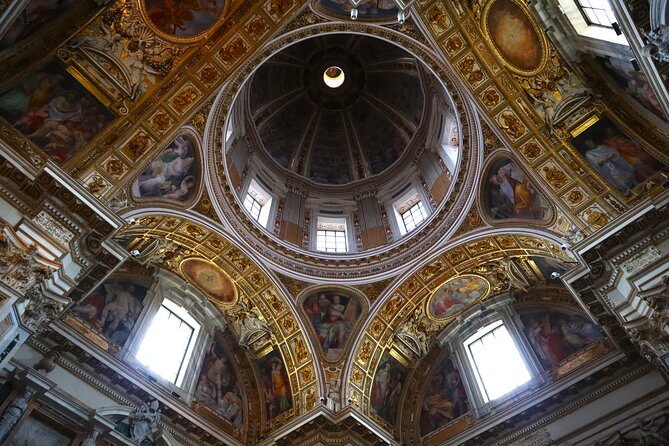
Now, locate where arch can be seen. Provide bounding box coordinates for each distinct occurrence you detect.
[343,228,576,430]
[116,210,325,427]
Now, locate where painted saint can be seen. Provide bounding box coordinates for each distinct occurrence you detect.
[303,291,362,360]
[420,355,469,436]
[257,350,292,419]
[132,134,199,202]
[485,158,550,220]
[71,278,149,347]
[518,308,604,370]
[571,116,664,194]
[194,331,243,427]
[371,352,408,425]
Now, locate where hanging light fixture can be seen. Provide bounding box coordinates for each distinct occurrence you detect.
[347,0,416,23]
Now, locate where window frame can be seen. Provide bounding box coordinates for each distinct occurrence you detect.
[573,0,616,28]
[242,177,275,229]
[443,298,544,417]
[135,301,199,386]
[463,320,533,404]
[122,270,220,401]
[315,215,349,253]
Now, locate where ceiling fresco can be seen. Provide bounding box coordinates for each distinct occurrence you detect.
[0,0,668,444]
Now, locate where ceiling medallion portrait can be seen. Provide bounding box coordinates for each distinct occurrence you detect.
[427,275,491,320]
[481,0,548,76]
[180,258,237,305]
[141,0,228,41]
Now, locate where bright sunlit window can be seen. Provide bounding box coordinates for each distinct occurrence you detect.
[464,320,531,403]
[316,216,348,253]
[401,201,427,233]
[394,191,428,236]
[136,300,200,386]
[574,0,616,28]
[244,193,263,221]
[244,178,272,227]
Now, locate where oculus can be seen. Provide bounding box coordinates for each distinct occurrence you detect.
[323,66,345,88]
[428,275,490,320]
[180,258,237,305]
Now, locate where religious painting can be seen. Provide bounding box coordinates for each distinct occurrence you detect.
[571,116,664,194]
[143,0,226,38]
[318,0,399,20]
[420,354,469,436]
[7,414,73,446]
[180,258,236,304]
[484,157,550,220]
[484,0,545,75]
[0,61,115,163]
[428,275,490,319]
[518,308,605,370]
[303,290,363,361]
[132,134,200,202]
[371,352,408,425]
[530,256,568,284]
[257,349,292,419]
[194,331,243,427]
[0,0,77,51]
[596,56,667,121]
[71,278,150,347]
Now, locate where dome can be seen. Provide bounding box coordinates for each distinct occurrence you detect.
[246,34,426,185]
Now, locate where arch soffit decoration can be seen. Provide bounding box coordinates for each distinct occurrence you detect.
[345,230,574,426]
[204,20,484,281]
[117,211,323,427]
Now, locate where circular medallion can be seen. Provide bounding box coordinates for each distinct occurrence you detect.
[482,0,547,76]
[180,258,237,305]
[427,274,490,319]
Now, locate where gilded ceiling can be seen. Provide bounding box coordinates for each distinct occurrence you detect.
[0,0,668,444]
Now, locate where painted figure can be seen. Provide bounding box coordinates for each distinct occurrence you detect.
[71,279,148,347]
[0,63,114,163]
[304,292,361,360]
[519,308,604,370]
[133,135,198,202]
[420,356,469,435]
[194,332,243,427]
[371,353,408,425]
